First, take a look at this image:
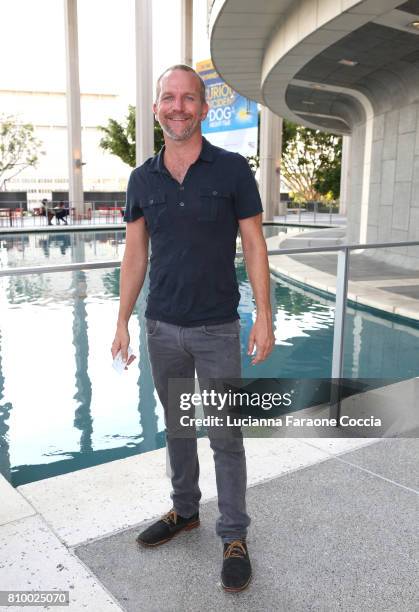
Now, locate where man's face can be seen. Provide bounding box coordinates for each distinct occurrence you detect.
[153,70,209,142]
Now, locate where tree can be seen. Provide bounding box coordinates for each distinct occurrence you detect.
[0,115,44,191]
[282,119,297,152]
[281,120,342,202]
[313,138,342,199]
[98,105,164,168]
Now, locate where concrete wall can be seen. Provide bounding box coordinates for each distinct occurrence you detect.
[370,102,419,269]
[347,101,419,270]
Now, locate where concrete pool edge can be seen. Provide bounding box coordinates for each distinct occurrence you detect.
[267,234,419,324]
[8,436,378,544]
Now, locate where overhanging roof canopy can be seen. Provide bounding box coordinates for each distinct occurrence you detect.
[209,0,419,133]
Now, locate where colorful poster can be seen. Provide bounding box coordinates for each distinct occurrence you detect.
[196,59,258,156]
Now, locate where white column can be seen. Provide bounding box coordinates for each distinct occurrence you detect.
[135,0,154,166]
[259,106,283,221]
[64,0,84,218]
[339,134,351,216]
[181,0,193,66]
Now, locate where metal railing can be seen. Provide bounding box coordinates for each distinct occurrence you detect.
[2,236,418,477]
[279,200,341,226]
[2,238,419,416]
[0,200,125,228]
[0,201,26,227]
[0,200,343,229]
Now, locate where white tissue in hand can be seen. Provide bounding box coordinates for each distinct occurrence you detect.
[112,346,134,374]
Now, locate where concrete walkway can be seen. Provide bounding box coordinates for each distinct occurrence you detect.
[75,436,419,612]
[267,228,419,323]
[1,378,418,611]
[0,435,366,612]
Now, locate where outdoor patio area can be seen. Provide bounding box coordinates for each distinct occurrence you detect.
[76,436,418,612]
[2,428,417,611]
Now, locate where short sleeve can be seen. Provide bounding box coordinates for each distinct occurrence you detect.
[233,154,263,220]
[123,169,145,223]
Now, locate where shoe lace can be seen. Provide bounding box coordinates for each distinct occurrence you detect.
[162,509,178,525]
[224,540,247,559]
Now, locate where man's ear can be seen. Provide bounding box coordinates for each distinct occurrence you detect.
[200,102,209,121]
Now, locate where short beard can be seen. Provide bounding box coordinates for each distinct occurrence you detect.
[159,117,200,142]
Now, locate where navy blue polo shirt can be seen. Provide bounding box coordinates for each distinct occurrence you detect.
[123,136,263,327]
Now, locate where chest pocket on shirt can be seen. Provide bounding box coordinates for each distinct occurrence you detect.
[199,188,231,222]
[141,192,167,233]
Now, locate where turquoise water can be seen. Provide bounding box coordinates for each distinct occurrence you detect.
[1,230,418,486]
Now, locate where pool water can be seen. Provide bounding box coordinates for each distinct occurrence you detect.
[0,230,125,268]
[0,225,308,269]
[1,230,418,486]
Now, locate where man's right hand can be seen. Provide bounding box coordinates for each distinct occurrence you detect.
[111,324,136,368]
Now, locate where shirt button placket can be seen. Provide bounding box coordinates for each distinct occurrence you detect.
[179,185,185,207]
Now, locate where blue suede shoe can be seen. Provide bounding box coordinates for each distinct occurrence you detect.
[221,540,252,592]
[136,509,200,547]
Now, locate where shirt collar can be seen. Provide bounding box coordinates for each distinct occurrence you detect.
[148,136,215,173]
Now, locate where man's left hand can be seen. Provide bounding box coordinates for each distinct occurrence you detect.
[247,316,275,365]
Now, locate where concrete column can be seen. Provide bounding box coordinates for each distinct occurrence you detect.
[259,106,283,221]
[339,134,351,216]
[181,0,193,66]
[64,0,84,218]
[135,0,154,166]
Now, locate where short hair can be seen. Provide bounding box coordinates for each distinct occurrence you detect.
[155,64,207,104]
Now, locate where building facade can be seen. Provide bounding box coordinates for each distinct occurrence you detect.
[1,88,131,209]
[209,0,419,268]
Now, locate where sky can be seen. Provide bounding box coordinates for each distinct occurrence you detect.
[0,0,210,107]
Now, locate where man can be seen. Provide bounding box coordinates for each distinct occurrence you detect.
[111,65,274,592]
[54,201,69,225]
[41,198,54,226]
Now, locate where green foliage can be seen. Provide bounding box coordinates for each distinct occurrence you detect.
[98,105,164,168]
[282,120,297,153]
[0,115,44,190]
[313,137,342,198]
[154,118,164,152]
[281,119,342,202]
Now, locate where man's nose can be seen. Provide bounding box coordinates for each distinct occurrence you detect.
[172,96,185,112]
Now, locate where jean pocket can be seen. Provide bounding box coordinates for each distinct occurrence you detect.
[203,320,240,337]
[141,192,167,232]
[146,318,160,336]
[198,188,231,222]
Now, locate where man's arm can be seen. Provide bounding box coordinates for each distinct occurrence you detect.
[238,213,275,365]
[111,217,149,364]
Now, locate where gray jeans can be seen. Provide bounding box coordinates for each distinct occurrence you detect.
[146,318,250,542]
